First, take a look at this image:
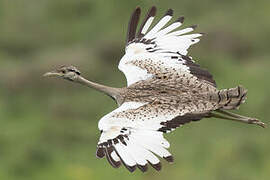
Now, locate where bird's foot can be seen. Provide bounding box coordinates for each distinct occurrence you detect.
[248,118,266,128]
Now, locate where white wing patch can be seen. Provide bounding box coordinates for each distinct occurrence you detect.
[119,52,191,86]
[96,101,177,172]
[96,100,211,172]
[97,126,172,172]
[119,7,203,86]
[141,17,154,34]
[144,15,172,39]
[118,54,153,86]
[98,102,177,132]
[98,102,147,131]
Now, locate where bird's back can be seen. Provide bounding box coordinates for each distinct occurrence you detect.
[122,76,247,114]
[120,76,217,115]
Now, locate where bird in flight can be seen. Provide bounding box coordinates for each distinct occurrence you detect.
[44,6,265,172]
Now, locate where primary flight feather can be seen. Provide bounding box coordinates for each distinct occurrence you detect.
[44,6,265,172]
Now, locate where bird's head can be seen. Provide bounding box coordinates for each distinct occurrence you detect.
[43,65,81,81]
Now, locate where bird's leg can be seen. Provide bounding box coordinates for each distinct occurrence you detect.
[217,109,257,120]
[210,110,266,128]
[217,110,266,127]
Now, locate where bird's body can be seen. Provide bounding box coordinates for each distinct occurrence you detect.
[44,6,265,172]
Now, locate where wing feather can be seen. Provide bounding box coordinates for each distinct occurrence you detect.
[144,9,173,39]
[137,6,156,37]
[154,20,183,38]
[96,101,215,172]
[167,25,196,36]
[126,7,141,45]
[119,7,216,87]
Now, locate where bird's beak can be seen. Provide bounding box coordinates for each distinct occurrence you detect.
[43,71,61,77]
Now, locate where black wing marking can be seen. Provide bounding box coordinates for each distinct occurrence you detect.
[96,130,172,172]
[137,6,157,38]
[126,7,141,45]
[180,54,217,87]
[158,113,210,133]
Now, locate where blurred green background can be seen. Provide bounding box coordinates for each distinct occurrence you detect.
[0,0,269,179]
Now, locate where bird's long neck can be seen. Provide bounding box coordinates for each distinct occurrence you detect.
[76,76,124,105]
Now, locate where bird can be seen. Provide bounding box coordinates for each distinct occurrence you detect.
[44,6,265,172]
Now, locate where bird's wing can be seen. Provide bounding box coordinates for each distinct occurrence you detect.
[96,101,214,172]
[118,6,216,87]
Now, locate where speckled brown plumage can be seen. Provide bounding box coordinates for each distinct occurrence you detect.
[113,57,249,130]
[118,60,216,110]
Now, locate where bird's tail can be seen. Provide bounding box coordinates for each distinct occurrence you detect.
[217,85,247,110]
[209,85,266,128]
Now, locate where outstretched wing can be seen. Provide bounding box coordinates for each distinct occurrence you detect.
[118,6,216,87]
[96,102,214,172]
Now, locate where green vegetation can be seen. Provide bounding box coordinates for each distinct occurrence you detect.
[0,0,269,179]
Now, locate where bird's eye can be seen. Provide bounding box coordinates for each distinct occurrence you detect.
[61,70,66,73]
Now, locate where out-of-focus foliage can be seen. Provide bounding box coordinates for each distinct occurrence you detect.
[0,0,269,180]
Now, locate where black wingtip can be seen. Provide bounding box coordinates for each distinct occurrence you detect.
[149,6,157,16]
[149,162,162,171]
[176,16,185,23]
[126,7,141,44]
[136,6,157,38]
[114,148,137,172]
[137,164,148,172]
[105,147,121,168]
[134,6,141,14]
[164,156,174,163]
[96,147,105,158]
[165,8,173,16]
[129,165,137,173]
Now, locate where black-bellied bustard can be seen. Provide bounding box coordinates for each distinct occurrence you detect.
[44,6,265,172]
